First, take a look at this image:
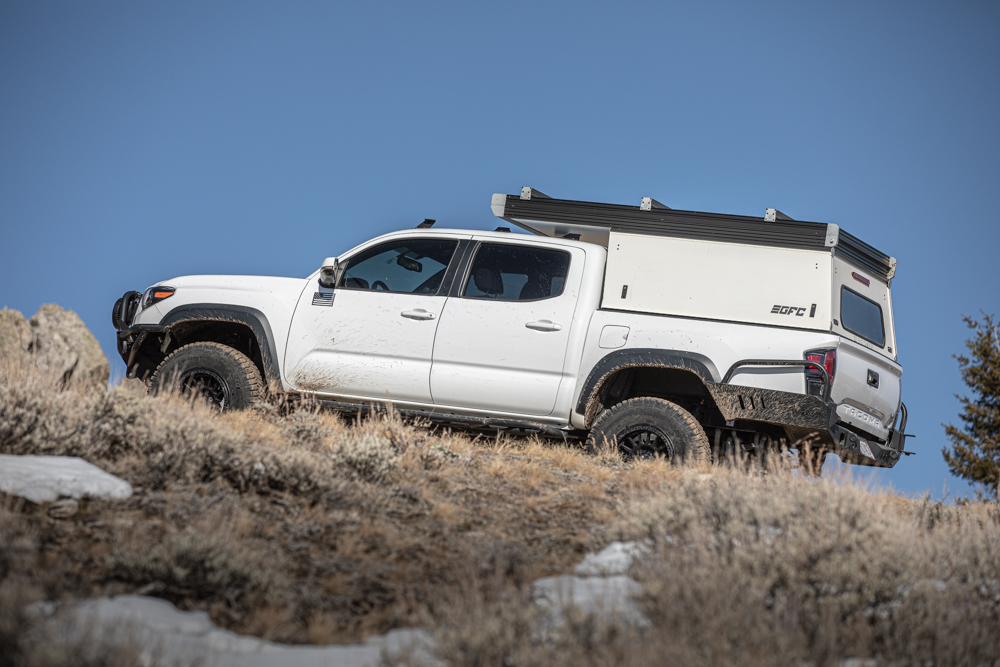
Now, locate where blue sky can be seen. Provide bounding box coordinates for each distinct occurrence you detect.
[1,1,998,497]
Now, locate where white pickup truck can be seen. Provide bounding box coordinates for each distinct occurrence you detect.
[112,188,909,468]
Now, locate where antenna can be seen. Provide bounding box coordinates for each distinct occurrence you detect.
[415,218,436,229]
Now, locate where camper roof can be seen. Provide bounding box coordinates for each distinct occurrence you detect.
[491,188,895,282]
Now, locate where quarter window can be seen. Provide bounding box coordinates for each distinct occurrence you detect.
[463,243,570,301]
[840,286,885,346]
[339,239,458,294]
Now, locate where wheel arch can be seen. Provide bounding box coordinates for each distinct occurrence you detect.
[130,304,280,388]
[576,348,721,428]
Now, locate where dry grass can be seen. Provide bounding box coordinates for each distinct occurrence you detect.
[2,356,999,665]
[0,358,645,648]
[424,468,1000,667]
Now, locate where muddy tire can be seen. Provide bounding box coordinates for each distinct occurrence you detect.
[148,342,264,411]
[586,397,710,463]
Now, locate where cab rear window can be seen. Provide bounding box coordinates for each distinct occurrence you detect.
[841,286,885,346]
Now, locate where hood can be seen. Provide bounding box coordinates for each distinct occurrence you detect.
[160,274,308,293]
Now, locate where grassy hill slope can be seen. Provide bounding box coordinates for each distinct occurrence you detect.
[2,359,998,666]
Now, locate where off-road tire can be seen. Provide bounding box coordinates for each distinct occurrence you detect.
[148,342,264,411]
[586,397,710,463]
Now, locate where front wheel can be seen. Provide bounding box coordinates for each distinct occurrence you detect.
[148,342,264,411]
[586,397,710,463]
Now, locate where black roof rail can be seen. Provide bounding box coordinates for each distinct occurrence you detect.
[490,188,896,282]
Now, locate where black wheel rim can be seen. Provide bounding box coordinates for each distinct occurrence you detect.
[617,424,674,460]
[178,367,230,410]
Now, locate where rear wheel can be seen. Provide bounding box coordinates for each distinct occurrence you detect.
[586,397,710,463]
[148,342,264,411]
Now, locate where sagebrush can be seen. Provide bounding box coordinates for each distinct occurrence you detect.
[2,357,999,666]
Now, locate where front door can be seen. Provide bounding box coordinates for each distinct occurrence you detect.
[430,240,582,416]
[284,236,461,403]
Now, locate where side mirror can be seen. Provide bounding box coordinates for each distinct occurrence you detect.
[318,257,340,288]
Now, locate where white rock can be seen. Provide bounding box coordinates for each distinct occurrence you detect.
[533,575,647,626]
[573,540,647,577]
[47,595,437,667]
[0,455,133,504]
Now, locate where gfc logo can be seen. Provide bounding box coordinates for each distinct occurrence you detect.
[771,303,817,318]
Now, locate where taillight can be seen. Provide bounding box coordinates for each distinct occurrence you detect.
[805,348,836,383]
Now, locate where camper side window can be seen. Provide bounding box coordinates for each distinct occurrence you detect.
[462,243,570,301]
[841,286,885,346]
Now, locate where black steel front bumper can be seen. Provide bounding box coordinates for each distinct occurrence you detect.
[705,382,907,468]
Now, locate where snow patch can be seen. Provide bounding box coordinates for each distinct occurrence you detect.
[573,540,647,577]
[0,455,133,504]
[533,575,646,626]
[533,540,650,626]
[40,595,437,667]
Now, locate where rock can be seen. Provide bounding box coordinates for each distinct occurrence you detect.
[28,304,109,387]
[0,307,31,359]
[38,595,439,667]
[0,455,133,504]
[47,498,80,519]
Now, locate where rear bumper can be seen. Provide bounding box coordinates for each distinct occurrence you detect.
[705,383,906,468]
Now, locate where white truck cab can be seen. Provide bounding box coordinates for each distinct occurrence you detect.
[112,188,909,469]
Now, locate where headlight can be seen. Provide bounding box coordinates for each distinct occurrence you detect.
[141,286,175,308]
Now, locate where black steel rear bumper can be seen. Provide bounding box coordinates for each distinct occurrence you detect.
[705,382,907,468]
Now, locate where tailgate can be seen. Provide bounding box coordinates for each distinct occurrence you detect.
[830,338,902,442]
[827,253,901,442]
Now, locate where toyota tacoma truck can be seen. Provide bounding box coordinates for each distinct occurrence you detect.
[111,188,909,468]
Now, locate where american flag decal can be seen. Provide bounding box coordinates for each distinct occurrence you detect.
[311,292,334,307]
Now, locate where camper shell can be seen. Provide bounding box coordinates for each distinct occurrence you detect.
[492,188,898,362]
[492,188,906,466]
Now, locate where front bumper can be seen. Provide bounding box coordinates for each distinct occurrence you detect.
[113,289,166,378]
[705,382,907,468]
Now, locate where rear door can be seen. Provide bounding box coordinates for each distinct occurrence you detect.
[430,240,584,416]
[284,236,463,403]
[829,255,902,439]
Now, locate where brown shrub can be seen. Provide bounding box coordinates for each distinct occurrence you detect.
[0,358,621,645]
[0,503,39,661]
[424,467,1000,666]
[7,355,997,664]
[615,470,1000,665]
[0,359,384,505]
[106,509,284,605]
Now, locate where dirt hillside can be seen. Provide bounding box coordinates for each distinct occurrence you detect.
[1,355,998,666]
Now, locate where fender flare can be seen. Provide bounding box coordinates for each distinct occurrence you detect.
[160,304,281,385]
[575,348,720,425]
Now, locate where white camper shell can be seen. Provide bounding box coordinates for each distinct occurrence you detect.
[492,188,905,454]
[492,188,898,363]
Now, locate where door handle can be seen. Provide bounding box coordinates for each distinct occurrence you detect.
[525,320,562,332]
[401,309,436,320]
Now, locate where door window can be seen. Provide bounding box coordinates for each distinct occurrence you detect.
[340,239,459,294]
[462,243,571,301]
